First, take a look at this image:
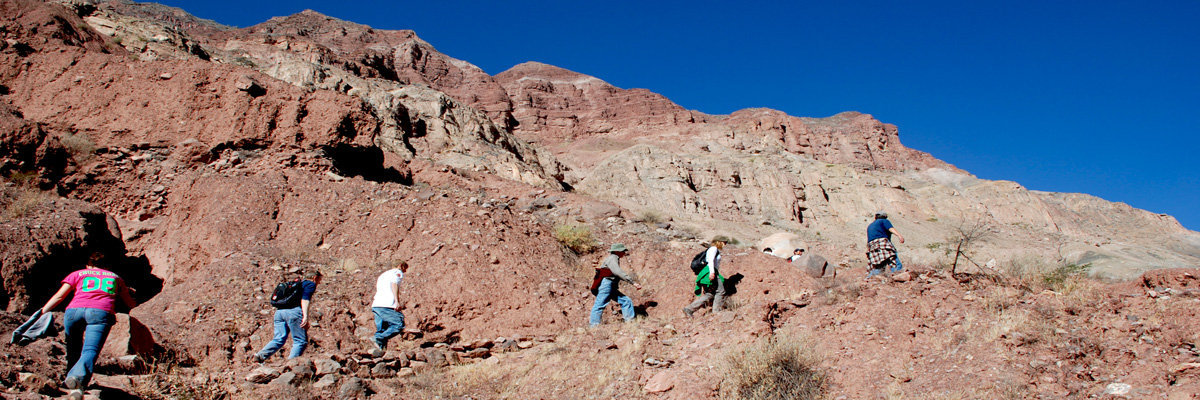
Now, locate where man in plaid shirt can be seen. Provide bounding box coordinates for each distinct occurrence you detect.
[866,211,905,277]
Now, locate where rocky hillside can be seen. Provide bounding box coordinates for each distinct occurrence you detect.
[1,0,1199,398]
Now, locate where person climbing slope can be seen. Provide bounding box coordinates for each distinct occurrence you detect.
[866,211,905,277]
[684,237,729,317]
[589,243,642,326]
[36,252,137,399]
[371,260,408,353]
[253,269,322,361]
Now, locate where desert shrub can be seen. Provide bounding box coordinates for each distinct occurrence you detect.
[59,132,97,158]
[1002,258,1092,293]
[554,224,596,254]
[722,334,825,400]
[1041,263,1091,291]
[635,209,664,224]
[2,174,49,221]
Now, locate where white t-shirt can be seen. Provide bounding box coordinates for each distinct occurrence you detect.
[789,255,803,263]
[371,269,404,308]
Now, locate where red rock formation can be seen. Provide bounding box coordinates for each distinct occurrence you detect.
[496,61,707,141]
[722,109,951,170]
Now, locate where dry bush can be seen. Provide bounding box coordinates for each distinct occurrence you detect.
[722,333,825,400]
[1002,257,1092,293]
[935,216,994,274]
[1,173,49,222]
[634,209,665,224]
[554,223,597,254]
[58,132,97,159]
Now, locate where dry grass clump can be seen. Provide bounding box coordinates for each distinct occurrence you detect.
[1002,257,1092,293]
[634,209,665,224]
[58,132,97,159]
[553,223,597,254]
[2,172,50,222]
[722,333,825,400]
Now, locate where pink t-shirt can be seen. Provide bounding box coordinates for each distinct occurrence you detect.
[62,268,126,313]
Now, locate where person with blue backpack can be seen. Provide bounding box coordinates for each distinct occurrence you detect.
[253,269,322,361]
[683,237,729,317]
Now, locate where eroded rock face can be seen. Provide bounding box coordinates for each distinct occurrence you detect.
[0,187,122,312]
[80,5,562,189]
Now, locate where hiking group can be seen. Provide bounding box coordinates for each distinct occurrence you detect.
[20,209,907,395]
[589,210,908,325]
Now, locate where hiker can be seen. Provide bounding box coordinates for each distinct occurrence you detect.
[589,243,642,326]
[684,237,728,317]
[35,252,137,397]
[866,211,905,277]
[371,261,408,351]
[788,248,804,263]
[253,269,322,361]
[762,247,773,255]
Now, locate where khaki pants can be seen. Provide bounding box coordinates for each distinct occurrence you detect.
[684,280,726,313]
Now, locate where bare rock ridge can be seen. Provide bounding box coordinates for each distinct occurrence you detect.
[496,61,706,141]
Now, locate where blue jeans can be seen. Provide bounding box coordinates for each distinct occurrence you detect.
[63,308,114,388]
[256,307,306,359]
[589,278,634,326]
[372,307,405,348]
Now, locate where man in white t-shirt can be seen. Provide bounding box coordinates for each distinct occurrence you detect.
[371,261,408,351]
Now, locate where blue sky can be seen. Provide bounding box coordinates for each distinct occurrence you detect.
[158,0,1199,231]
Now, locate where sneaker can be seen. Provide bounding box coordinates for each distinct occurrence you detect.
[682,308,694,318]
[251,353,266,363]
[368,340,386,358]
[64,376,81,390]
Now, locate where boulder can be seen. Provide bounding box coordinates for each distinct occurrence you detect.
[337,377,370,399]
[271,372,298,387]
[100,314,157,359]
[643,371,676,394]
[370,363,392,378]
[114,355,147,374]
[17,372,54,394]
[285,357,315,379]
[314,357,342,376]
[463,348,490,358]
[582,201,622,220]
[425,348,448,367]
[244,366,280,384]
[313,374,339,390]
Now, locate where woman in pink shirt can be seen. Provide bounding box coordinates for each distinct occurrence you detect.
[37,252,137,398]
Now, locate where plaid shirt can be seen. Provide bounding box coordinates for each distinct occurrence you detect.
[866,238,897,268]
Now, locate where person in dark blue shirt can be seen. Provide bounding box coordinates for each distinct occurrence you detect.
[253,270,322,361]
[866,211,905,276]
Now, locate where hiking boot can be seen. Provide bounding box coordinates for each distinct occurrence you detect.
[251,353,266,363]
[63,376,81,390]
[682,308,694,318]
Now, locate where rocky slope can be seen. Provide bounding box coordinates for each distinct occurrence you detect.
[1,0,1199,399]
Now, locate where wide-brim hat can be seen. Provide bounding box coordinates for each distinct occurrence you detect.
[610,243,628,252]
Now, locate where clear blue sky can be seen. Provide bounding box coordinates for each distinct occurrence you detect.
[158,0,1200,231]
